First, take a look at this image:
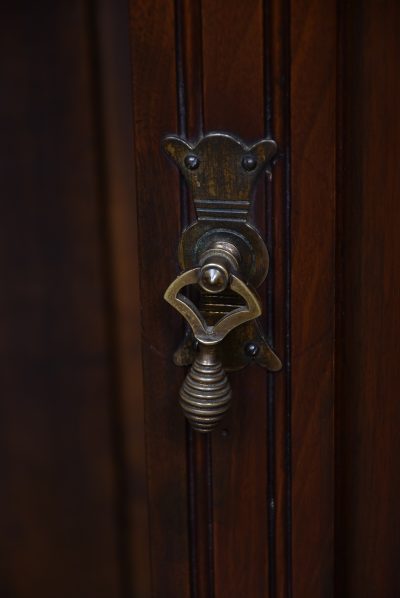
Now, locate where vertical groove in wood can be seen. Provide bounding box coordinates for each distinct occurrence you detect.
[201,2,269,596]
[187,427,199,598]
[283,2,293,595]
[129,1,191,595]
[175,1,214,597]
[174,7,196,597]
[265,1,295,597]
[268,1,293,595]
[206,435,215,598]
[182,0,205,141]
[263,1,277,596]
[282,1,293,595]
[175,0,189,229]
[334,1,345,594]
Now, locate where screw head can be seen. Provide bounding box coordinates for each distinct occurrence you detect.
[241,154,258,171]
[184,154,200,170]
[245,341,259,357]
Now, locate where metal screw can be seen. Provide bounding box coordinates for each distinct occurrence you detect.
[241,154,257,171]
[245,341,259,357]
[184,154,200,170]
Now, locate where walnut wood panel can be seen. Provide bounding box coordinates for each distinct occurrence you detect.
[201,2,270,596]
[128,2,400,597]
[0,3,121,596]
[337,1,400,595]
[177,2,214,597]
[129,2,191,597]
[290,1,337,596]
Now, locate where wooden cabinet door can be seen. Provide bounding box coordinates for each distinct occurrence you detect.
[130,1,335,596]
[2,2,399,597]
[129,1,400,597]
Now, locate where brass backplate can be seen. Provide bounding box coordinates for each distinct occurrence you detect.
[162,132,281,372]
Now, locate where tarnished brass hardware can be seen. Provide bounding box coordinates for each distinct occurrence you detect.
[198,241,240,294]
[179,345,231,433]
[164,267,261,345]
[173,319,282,372]
[164,266,261,431]
[163,132,282,431]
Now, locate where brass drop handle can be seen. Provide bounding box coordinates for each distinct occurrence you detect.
[162,131,282,432]
[179,344,230,433]
[164,257,261,432]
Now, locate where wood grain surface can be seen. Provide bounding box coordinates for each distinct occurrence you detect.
[129,1,191,597]
[337,1,400,595]
[130,0,339,596]
[95,1,150,594]
[4,1,397,596]
[177,2,214,597]
[290,0,337,596]
[0,3,122,596]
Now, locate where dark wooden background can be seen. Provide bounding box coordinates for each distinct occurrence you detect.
[0,1,148,597]
[1,1,399,597]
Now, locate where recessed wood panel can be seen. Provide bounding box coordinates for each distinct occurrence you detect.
[290,1,337,595]
[338,1,400,595]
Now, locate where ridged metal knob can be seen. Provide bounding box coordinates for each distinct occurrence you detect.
[179,344,231,432]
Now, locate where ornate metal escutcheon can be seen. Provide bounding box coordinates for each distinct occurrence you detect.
[163,132,281,432]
